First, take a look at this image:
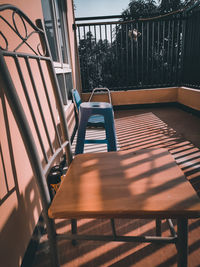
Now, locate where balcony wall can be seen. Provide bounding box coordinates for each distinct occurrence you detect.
[82,87,178,105]
[178,87,200,111]
[82,86,200,112]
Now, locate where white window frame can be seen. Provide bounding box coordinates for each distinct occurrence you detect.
[41,0,73,105]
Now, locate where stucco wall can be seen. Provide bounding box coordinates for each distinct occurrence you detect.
[0,3,45,267]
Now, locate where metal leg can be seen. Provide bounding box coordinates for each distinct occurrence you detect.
[177,218,188,267]
[156,219,162,236]
[110,218,117,238]
[71,219,78,246]
[46,216,60,267]
[75,115,88,155]
[104,109,117,152]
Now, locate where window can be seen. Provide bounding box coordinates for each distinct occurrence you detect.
[41,0,73,104]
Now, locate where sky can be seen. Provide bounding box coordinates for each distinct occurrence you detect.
[74,0,131,18]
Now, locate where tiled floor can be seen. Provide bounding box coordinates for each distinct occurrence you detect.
[33,106,200,267]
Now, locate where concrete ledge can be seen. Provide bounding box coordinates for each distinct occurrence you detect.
[81,87,200,112]
[82,87,179,106]
[178,87,200,112]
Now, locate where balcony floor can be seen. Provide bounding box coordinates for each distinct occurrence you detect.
[33,105,200,267]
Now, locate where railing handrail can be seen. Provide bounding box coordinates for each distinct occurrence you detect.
[75,13,187,28]
[75,15,124,22]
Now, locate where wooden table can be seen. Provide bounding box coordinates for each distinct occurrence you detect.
[49,148,200,266]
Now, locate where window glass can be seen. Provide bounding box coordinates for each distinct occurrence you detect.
[57,74,67,105]
[54,0,69,63]
[41,0,73,104]
[41,0,58,61]
[65,73,73,99]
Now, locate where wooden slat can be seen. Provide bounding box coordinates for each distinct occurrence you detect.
[49,148,200,219]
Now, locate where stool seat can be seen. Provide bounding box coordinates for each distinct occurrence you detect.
[75,102,117,154]
[80,102,111,109]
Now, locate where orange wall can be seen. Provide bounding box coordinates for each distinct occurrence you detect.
[82,87,179,105]
[0,1,76,267]
[82,87,200,111]
[178,87,200,111]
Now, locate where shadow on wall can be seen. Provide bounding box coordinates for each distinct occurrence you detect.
[0,90,42,267]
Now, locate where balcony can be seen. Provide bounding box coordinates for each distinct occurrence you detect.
[32,106,200,266]
[1,2,200,267]
[31,5,200,266]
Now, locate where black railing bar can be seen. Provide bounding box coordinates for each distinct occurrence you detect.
[167,20,171,83]
[176,20,181,84]
[82,26,89,89]
[105,24,107,41]
[158,20,160,84]
[147,21,149,84]
[161,20,164,83]
[187,18,193,74]
[110,24,112,45]
[136,21,139,84]
[120,24,123,79]
[77,26,81,42]
[170,19,175,82]
[37,59,62,148]
[151,21,155,85]
[89,25,92,49]
[94,25,98,84]
[141,21,144,86]
[130,22,133,75]
[14,56,49,163]
[94,24,97,43]
[126,23,128,85]
[83,25,86,40]
[115,25,118,75]
[99,24,102,40]
[25,57,54,155]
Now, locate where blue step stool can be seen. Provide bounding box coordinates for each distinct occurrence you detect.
[75,102,117,155]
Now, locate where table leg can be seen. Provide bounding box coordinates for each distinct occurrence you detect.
[71,218,78,246]
[156,219,162,236]
[177,218,188,267]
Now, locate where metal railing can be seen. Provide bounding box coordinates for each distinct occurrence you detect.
[75,5,200,93]
[182,6,200,89]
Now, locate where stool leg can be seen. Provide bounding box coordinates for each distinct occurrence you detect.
[177,218,188,267]
[75,116,88,155]
[104,109,117,151]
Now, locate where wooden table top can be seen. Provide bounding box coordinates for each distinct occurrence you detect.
[48,148,200,219]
